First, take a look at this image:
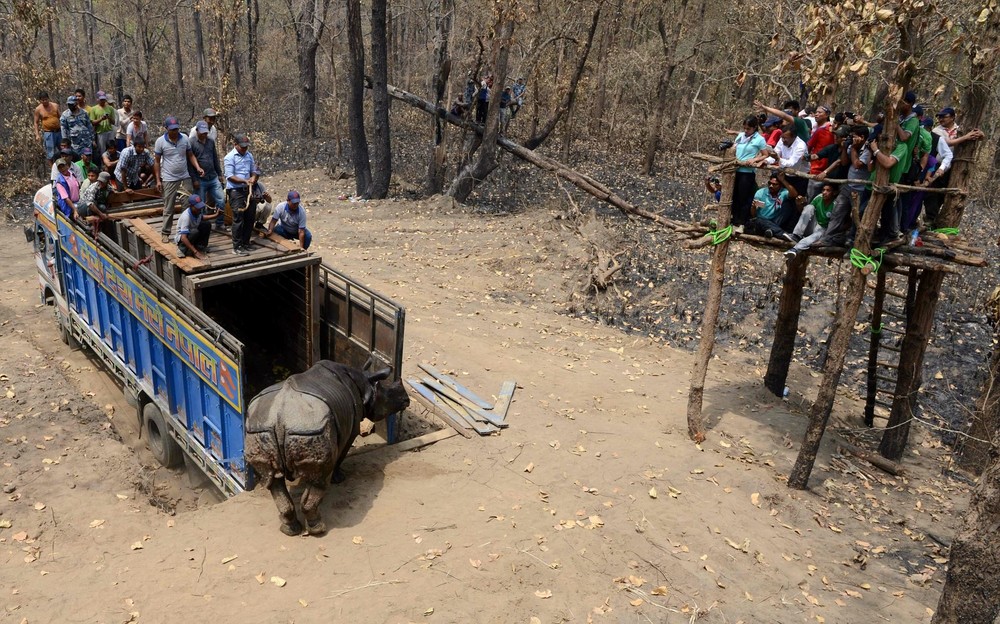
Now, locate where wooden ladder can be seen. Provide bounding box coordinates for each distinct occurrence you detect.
[863,267,917,427]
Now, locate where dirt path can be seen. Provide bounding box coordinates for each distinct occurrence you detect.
[0,170,967,623]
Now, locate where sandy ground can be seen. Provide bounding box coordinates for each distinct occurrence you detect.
[0,168,971,623]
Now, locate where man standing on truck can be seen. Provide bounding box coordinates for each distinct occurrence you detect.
[33,91,61,168]
[154,116,204,243]
[60,95,94,156]
[175,194,217,260]
[224,133,257,256]
[190,120,226,232]
[266,190,312,249]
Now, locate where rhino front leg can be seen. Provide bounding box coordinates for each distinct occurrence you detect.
[265,473,303,536]
[300,480,329,536]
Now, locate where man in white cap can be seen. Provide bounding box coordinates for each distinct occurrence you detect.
[88,91,117,155]
[190,108,219,142]
[154,116,203,242]
[175,194,217,260]
[76,171,112,221]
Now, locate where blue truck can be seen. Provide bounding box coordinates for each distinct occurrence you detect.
[28,185,405,497]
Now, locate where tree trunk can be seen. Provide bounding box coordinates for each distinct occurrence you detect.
[85,0,98,95]
[346,0,372,197]
[193,8,206,80]
[686,152,735,443]
[447,15,513,203]
[46,0,56,69]
[425,0,453,196]
[931,426,1000,623]
[640,3,689,176]
[369,0,392,199]
[172,11,186,101]
[298,41,319,137]
[523,5,601,150]
[788,71,910,489]
[764,254,810,397]
[247,0,259,87]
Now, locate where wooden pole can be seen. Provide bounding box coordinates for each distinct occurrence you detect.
[787,85,907,490]
[764,254,810,397]
[864,270,887,427]
[685,151,736,443]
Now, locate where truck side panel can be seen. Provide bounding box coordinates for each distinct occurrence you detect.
[55,216,249,494]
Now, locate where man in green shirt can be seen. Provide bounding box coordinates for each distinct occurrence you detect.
[756,99,811,143]
[89,91,117,157]
[869,130,912,246]
[785,183,837,258]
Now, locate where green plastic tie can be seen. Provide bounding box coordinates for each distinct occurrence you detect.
[871,322,883,335]
[706,224,733,246]
[850,247,884,273]
[931,227,960,236]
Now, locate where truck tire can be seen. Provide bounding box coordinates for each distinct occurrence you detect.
[59,316,80,350]
[143,403,183,468]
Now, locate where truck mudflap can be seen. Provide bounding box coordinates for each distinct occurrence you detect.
[317,263,405,442]
[54,213,251,496]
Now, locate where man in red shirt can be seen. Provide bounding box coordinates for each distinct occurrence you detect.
[806,105,834,199]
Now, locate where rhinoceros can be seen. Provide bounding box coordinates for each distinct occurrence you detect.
[244,360,410,536]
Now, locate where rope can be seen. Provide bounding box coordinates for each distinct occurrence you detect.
[705,224,733,246]
[931,227,960,236]
[850,247,884,274]
[133,253,154,270]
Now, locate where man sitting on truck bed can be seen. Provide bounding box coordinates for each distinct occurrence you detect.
[266,190,312,250]
[175,194,217,260]
[75,171,111,222]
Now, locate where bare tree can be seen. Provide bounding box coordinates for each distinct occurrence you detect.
[425,0,454,195]
[285,0,332,137]
[369,0,392,198]
[345,0,372,196]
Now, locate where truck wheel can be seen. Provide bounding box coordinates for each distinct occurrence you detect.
[59,316,80,350]
[143,403,183,468]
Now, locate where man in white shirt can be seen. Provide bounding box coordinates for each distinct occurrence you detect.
[770,128,809,230]
[154,116,204,242]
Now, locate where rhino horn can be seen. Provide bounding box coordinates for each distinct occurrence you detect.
[366,367,392,383]
[362,355,376,371]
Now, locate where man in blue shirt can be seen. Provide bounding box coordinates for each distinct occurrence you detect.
[266,190,312,249]
[748,172,802,241]
[224,133,257,256]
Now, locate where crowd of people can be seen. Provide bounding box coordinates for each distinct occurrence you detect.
[720,93,985,258]
[450,74,527,132]
[33,89,312,259]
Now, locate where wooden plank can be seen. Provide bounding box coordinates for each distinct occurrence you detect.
[349,428,458,457]
[434,391,496,435]
[264,231,301,251]
[106,207,164,220]
[417,363,493,409]
[420,377,507,428]
[406,379,473,439]
[108,188,160,206]
[493,380,516,423]
[128,218,209,272]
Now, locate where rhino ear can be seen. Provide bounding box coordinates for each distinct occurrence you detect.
[366,367,392,383]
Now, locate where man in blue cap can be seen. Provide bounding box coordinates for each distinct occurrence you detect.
[266,190,312,249]
[175,194,218,260]
[154,115,204,242]
[60,94,94,156]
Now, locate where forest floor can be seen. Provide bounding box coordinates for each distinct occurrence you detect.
[0,162,989,623]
